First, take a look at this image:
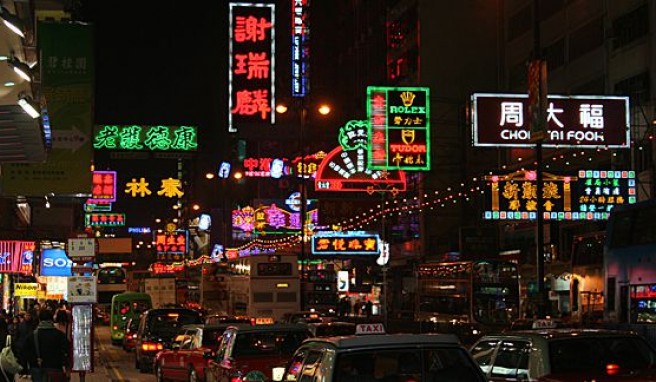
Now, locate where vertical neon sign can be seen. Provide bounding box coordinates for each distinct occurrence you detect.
[228,2,276,133]
[291,0,309,97]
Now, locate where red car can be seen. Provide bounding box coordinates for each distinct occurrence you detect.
[205,324,310,382]
[155,324,228,381]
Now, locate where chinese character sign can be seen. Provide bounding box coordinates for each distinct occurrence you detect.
[124,177,184,198]
[311,231,380,256]
[155,230,189,262]
[483,170,636,221]
[93,125,198,151]
[89,171,117,203]
[228,2,276,133]
[367,86,431,171]
[232,201,319,235]
[291,0,309,97]
[0,241,35,274]
[85,213,126,227]
[472,93,630,148]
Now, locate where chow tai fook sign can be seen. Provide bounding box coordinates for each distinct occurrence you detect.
[311,231,380,256]
[483,170,636,221]
[315,120,407,194]
[228,2,276,133]
[93,125,198,151]
[367,86,431,171]
[155,230,189,262]
[88,170,117,203]
[0,240,34,274]
[291,0,309,97]
[471,93,630,148]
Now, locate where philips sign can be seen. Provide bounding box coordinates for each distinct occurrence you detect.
[40,249,72,277]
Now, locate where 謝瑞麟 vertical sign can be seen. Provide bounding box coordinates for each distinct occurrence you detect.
[367,86,431,171]
[228,2,276,133]
[291,0,309,97]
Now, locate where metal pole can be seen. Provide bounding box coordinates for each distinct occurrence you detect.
[299,102,307,311]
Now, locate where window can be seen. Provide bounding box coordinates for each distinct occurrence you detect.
[299,351,323,382]
[277,292,297,303]
[471,340,499,374]
[612,4,649,50]
[569,17,603,62]
[232,331,309,357]
[508,6,531,42]
[614,72,650,105]
[490,340,530,379]
[253,292,274,303]
[543,38,565,70]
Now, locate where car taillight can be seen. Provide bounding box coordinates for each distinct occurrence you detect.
[230,377,242,382]
[606,363,620,375]
[250,318,256,326]
[131,334,137,339]
[142,342,164,351]
[113,325,118,330]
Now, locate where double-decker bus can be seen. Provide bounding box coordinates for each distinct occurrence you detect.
[604,199,656,324]
[110,291,152,345]
[95,266,128,318]
[416,259,520,332]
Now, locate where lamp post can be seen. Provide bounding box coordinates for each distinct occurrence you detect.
[276,100,331,311]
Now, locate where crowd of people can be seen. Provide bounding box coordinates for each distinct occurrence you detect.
[0,301,71,382]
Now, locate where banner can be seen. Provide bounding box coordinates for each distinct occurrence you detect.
[2,22,94,195]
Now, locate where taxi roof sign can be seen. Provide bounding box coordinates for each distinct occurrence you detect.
[355,323,385,335]
[532,319,558,329]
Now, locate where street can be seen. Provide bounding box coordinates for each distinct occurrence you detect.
[67,325,156,382]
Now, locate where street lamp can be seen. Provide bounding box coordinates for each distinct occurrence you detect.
[276,100,332,310]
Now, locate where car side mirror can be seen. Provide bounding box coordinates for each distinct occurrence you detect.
[272,367,286,382]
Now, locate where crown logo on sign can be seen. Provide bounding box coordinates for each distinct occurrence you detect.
[400,91,415,107]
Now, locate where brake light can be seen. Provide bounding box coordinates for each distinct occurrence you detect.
[230,377,242,382]
[113,325,118,331]
[606,363,620,375]
[141,342,164,351]
[250,318,256,326]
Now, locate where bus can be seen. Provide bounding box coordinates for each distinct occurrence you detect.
[416,259,520,331]
[97,266,128,304]
[604,199,656,324]
[110,292,152,345]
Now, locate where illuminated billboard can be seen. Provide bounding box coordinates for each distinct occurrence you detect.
[0,241,34,274]
[291,0,309,97]
[367,86,431,171]
[311,231,380,256]
[471,93,630,148]
[155,230,189,262]
[483,170,636,221]
[84,213,126,227]
[93,125,198,151]
[315,120,407,193]
[89,170,117,203]
[232,194,319,235]
[228,2,276,133]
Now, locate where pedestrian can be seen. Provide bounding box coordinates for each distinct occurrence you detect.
[21,309,68,382]
[354,299,361,316]
[365,300,373,318]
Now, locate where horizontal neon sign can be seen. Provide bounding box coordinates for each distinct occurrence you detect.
[93,125,198,151]
[311,231,380,255]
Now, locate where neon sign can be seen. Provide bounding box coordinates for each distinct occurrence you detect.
[483,169,636,220]
[0,241,34,274]
[228,2,276,133]
[243,151,326,178]
[93,125,198,151]
[85,213,126,227]
[367,86,431,171]
[155,230,188,262]
[471,93,630,148]
[125,177,184,198]
[291,0,309,97]
[315,120,406,193]
[311,231,380,256]
[232,199,319,235]
[89,170,117,203]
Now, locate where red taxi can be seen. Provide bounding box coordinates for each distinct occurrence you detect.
[205,323,311,382]
[155,324,228,382]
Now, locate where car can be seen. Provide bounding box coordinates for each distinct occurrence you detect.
[205,314,252,326]
[306,321,356,337]
[275,323,486,382]
[281,311,328,324]
[507,317,570,331]
[154,323,230,382]
[122,317,140,352]
[204,323,311,382]
[134,308,204,373]
[470,328,656,381]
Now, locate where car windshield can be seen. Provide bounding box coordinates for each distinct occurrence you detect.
[314,325,355,337]
[232,331,308,356]
[147,311,202,338]
[549,336,656,374]
[334,348,484,382]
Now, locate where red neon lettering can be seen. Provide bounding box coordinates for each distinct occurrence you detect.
[232,89,271,119]
[234,15,272,43]
[244,158,259,171]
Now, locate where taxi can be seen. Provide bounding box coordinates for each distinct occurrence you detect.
[307,321,356,337]
[154,324,229,382]
[275,323,486,382]
[205,323,311,382]
[470,328,656,381]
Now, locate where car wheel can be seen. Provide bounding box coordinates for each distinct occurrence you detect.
[189,367,202,382]
[156,364,165,382]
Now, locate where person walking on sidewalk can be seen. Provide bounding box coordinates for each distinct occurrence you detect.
[21,309,69,382]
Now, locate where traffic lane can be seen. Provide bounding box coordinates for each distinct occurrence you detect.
[96,325,156,382]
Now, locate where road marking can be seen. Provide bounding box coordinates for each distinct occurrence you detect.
[95,330,125,382]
